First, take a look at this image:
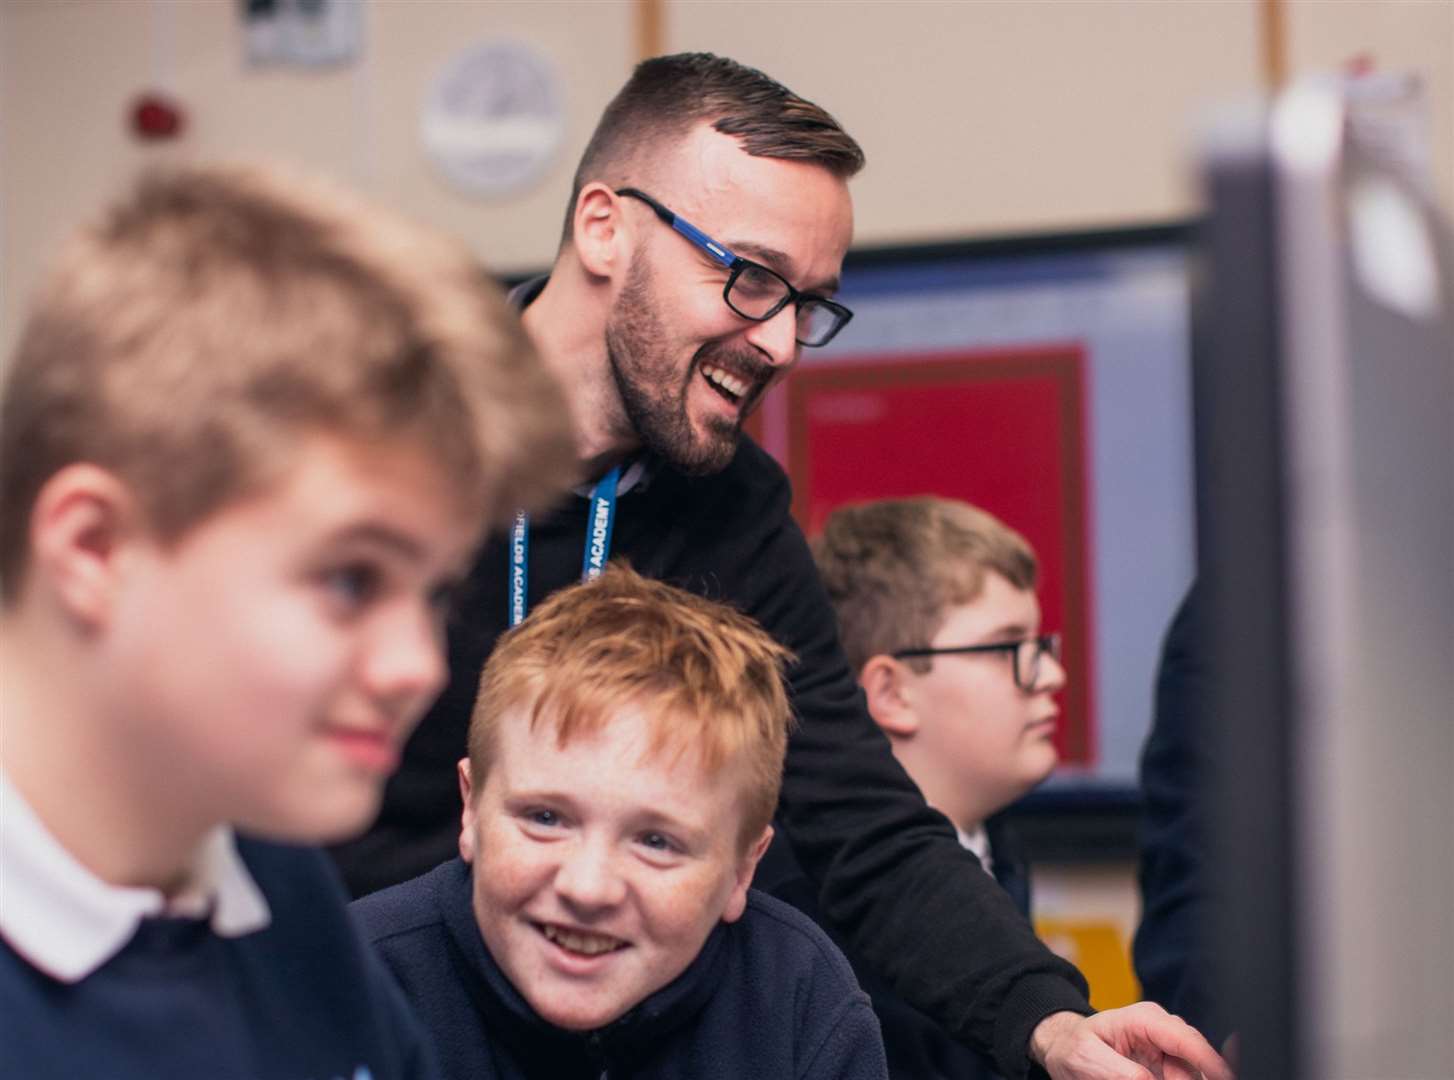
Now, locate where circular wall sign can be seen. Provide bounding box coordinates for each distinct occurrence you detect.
[420,41,565,199]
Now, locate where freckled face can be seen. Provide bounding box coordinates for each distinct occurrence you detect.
[605,123,854,475]
[459,707,768,1031]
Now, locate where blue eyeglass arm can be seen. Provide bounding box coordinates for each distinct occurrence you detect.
[669,216,737,269]
[616,187,738,269]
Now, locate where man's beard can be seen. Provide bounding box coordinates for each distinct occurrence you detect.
[604,258,752,477]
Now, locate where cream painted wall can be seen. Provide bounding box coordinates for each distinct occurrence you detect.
[0,0,635,351]
[3,0,1451,352]
[670,0,1263,243]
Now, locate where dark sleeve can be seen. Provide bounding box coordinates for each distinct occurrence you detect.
[370,953,443,1080]
[237,840,443,1080]
[1132,582,1229,1045]
[799,995,890,1080]
[758,834,998,1080]
[709,451,1090,1079]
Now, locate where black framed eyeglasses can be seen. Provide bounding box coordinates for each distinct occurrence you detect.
[892,633,1063,693]
[615,187,854,348]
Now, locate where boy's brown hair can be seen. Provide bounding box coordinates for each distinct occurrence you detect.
[561,51,865,245]
[0,162,578,601]
[468,564,794,850]
[812,496,1038,674]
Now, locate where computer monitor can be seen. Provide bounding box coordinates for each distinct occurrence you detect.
[1195,77,1454,1079]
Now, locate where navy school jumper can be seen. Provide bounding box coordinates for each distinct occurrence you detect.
[352,857,887,1080]
[0,838,436,1080]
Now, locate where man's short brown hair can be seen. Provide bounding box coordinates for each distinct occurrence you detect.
[468,564,794,850]
[0,162,578,601]
[812,496,1039,674]
[561,51,865,245]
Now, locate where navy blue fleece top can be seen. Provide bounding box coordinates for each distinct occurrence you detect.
[352,858,887,1080]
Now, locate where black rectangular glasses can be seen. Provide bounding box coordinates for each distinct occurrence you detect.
[615,187,853,347]
[892,633,1063,692]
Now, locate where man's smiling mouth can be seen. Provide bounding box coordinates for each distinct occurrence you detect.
[701,361,750,405]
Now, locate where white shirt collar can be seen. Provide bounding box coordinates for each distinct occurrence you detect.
[956,823,994,877]
[0,769,271,982]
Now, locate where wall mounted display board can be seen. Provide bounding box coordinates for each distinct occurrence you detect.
[748,226,1196,855]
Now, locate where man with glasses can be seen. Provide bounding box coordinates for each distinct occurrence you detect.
[757,495,1069,1079]
[336,52,1231,1080]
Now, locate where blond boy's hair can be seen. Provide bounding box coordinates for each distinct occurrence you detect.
[0,162,577,601]
[812,496,1038,674]
[469,564,794,850]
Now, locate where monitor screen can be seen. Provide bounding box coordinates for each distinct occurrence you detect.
[1196,77,1454,1079]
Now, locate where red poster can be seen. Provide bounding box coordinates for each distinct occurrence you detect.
[783,345,1096,764]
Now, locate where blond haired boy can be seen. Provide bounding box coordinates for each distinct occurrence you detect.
[758,496,1066,1080]
[352,565,887,1080]
[0,164,575,1079]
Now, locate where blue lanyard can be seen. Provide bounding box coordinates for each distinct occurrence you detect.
[507,511,529,628]
[508,465,620,627]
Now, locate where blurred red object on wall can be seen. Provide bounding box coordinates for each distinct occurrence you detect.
[130,94,185,140]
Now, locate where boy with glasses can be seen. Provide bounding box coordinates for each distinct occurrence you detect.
[759,495,1067,1079]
